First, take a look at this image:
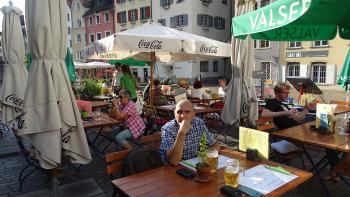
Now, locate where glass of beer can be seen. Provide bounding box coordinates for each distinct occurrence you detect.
[224,159,240,188]
[207,149,219,174]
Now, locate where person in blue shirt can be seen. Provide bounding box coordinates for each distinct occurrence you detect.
[159,100,220,165]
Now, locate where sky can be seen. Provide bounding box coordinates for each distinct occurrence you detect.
[0,0,25,30]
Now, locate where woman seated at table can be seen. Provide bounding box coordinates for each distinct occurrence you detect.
[147,79,167,106]
[190,80,211,100]
[109,89,145,150]
[174,80,191,97]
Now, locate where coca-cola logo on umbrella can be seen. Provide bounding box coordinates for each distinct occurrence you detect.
[5,94,24,107]
[200,45,218,54]
[138,39,162,50]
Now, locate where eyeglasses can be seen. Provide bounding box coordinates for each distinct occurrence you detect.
[119,95,126,98]
[176,110,192,115]
[281,91,290,94]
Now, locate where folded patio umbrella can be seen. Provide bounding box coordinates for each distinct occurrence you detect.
[18,0,91,169]
[337,48,350,100]
[65,48,77,82]
[0,5,27,124]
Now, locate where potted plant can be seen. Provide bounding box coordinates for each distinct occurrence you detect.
[196,133,211,182]
[79,78,102,100]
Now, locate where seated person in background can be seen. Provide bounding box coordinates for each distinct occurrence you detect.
[159,100,220,165]
[261,83,316,130]
[148,79,167,106]
[174,80,191,97]
[218,78,228,98]
[109,90,145,150]
[190,80,211,100]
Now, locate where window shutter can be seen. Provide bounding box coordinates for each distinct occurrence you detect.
[128,10,131,21]
[214,17,218,28]
[208,16,213,27]
[197,14,202,26]
[183,14,188,26]
[326,64,336,84]
[170,17,175,28]
[117,12,121,23]
[135,9,138,20]
[146,6,151,18]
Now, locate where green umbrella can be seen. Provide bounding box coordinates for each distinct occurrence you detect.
[232,0,350,41]
[65,48,77,82]
[25,52,32,70]
[337,48,350,90]
[108,58,149,67]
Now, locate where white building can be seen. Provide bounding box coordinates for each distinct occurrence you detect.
[152,0,231,83]
[67,4,73,53]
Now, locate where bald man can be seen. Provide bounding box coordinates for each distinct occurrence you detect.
[159,100,220,165]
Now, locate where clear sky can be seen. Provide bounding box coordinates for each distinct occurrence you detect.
[0,0,25,30]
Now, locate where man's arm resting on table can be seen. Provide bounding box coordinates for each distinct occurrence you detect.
[261,108,292,118]
[166,129,187,166]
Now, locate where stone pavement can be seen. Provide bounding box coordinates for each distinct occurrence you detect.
[1,116,350,196]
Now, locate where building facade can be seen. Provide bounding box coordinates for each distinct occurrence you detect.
[67,4,73,53]
[71,0,90,61]
[281,37,350,85]
[152,0,231,83]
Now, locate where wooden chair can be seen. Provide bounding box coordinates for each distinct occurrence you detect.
[330,100,350,105]
[256,117,305,169]
[139,132,161,149]
[106,150,130,197]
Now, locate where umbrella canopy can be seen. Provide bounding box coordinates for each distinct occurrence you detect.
[81,22,231,61]
[232,0,350,41]
[337,48,350,89]
[65,48,77,82]
[108,58,149,67]
[0,5,27,124]
[222,0,258,126]
[18,0,91,169]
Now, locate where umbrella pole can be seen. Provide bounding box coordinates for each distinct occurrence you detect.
[150,52,155,106]
[50,168,59,197]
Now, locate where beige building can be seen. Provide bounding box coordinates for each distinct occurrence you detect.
[280,35,350,85]
[71,0,90,61]
[114,0,151,32]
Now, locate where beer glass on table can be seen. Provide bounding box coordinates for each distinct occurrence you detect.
[224,159,240,188]
[207,149,219,174]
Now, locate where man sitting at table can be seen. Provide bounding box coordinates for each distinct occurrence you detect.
[261,83,316,130]
[109,89,145,150]
[159,100,220,165]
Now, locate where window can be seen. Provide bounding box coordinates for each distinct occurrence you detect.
[214,17,225,29]
[89,34,94,43]
[200,61,209,72]
[201,15,209,27]
[286,62,300,77]
[69,40,72,48]
[140,7,150,20]
[158,19,166,26]
[96,32,102,40]
[170,15,188,28]
[197,15,213,28]
[67,14,70,21]
[161,0,172,8]
[77,2,80,9]
[95,14,100,24]
[105,31,111,37]
[289,41,301,48]
[89,17,93,26]
[116,0,126,3]
[129,9,138,22]
[105,12,110,22]
[312,62,326,83]
[261,62,271,79]
[77,19,82,27]
[213,61,218,72]
[176,0,184,3]
[67,27,71,34]
[117,11,127,23]
[77,51,81,60]
[260,40,270,48]
[260,0,270,7]
[175,15,184,27]
[77,34,81,43]
[314,40,328,47]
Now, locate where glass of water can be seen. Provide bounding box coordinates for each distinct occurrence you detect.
[95,108,102,121]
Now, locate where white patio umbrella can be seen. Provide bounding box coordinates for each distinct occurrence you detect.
[0,4,27,125]
[18,0,91,169]
[222,0,258,126]
[81,22,231,104]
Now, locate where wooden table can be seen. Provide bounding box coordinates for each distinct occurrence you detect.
[111,149,312,197]
[270,121,350,196]
[334,105,350,115]
[90,101,109,111]
[83,112,121,157]
[157,104,222,115]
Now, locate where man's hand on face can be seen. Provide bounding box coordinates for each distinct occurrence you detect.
[179,119,192,135]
